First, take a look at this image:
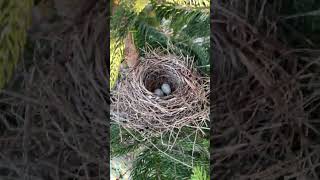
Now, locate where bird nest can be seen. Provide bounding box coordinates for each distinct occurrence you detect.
[111,50,209,138]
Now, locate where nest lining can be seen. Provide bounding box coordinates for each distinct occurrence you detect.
[111,51,209,137]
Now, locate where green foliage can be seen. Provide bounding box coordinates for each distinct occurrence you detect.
[129,128,210,180]
[110,0,210,83]
[111,4,136,41]
[140,1,210,73]
[111,124,210,179]
[111,123,145,157]
[153,2,209,35]
[154,126,210,165]
[133,17,167,52]
[110,1,145,89]
[0,0,33,89]
[191,166,210,180]
[166,0,209,7]
[130,148,193,180]
[110,2,136,89]
[134,0,150,13]
[110,38,124,89]
[153,1,209,73]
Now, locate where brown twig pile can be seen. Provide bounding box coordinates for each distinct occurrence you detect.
[211,1,320,179]
[111,50,209,138]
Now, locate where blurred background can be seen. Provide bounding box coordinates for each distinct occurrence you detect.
[1,0,109,179]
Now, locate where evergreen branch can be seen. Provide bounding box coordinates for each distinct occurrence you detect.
[163,0,209,8]
[134,19,168,51]
[133,17,209,74]
[130,147,193,180]
[153,2,209,20]
[171,33,210,74]
[191,166,210,180]
[111,123,146,157]
[110,37,124,89]
[111,6,137,40]
[129,132,209,180]
[111,1,210,75]
[152,1,209,35]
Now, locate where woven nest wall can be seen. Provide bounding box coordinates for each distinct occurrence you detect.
[111,50,209,137]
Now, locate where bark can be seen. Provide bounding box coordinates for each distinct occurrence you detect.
[124,32,139,68]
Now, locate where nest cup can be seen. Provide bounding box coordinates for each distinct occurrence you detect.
[111,50,209,137]
[142,59,182,96]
